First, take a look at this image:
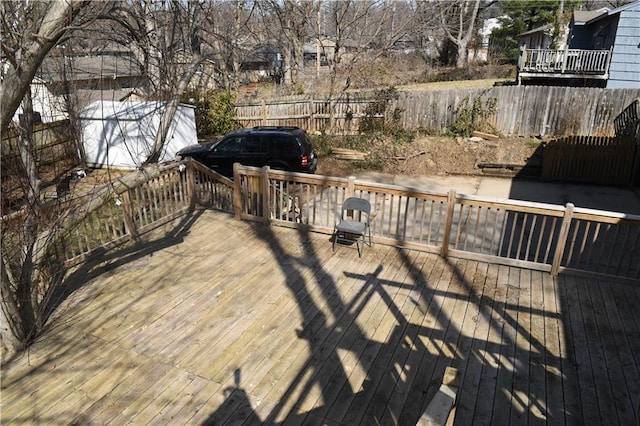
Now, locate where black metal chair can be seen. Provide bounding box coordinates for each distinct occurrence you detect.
[332,197,372,257]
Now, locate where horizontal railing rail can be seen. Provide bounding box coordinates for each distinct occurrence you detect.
[233,164,640,283]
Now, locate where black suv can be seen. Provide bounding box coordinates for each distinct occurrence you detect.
[176,126,318,176]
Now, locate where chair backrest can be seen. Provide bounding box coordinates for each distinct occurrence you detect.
[341,197,371,221]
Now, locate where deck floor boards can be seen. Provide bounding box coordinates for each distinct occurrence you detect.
[2,209,639,425]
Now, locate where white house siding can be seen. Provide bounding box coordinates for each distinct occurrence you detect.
[607,3,640,89]
[13,78,68,123]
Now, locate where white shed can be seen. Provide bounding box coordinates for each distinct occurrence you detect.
[79,100,197,169]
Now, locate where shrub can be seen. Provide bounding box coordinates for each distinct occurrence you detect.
[182,89,238,137]
[450,95,497,137]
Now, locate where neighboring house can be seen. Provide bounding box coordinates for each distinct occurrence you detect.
[239,44,284,83]
[172,49,219,91]
[517,24,556,50]
[516,0,640,88]
[469,17,504,63]
[303,38,335,66]
[13,50,145,123]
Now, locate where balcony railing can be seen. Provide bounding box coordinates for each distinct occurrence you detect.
[517,47,613,79]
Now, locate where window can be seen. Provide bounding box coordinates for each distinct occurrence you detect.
[242,136,267,153]
[215,137,241,153]
[270,135,297,154]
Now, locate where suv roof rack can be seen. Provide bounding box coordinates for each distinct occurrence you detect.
[252,126,301,131]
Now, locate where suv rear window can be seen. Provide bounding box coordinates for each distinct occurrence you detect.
[298,133,314,153]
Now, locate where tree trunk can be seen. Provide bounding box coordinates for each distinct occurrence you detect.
[144,59,201,164]
[456,39,469,68]
[1,90,41,356]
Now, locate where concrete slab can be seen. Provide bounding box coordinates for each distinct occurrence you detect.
[352,172,640,216]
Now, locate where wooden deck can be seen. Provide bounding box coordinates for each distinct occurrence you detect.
[2,209,640,425]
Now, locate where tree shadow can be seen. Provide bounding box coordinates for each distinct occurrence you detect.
[44,209,204,321]
[201,219,570,424]
[1,209,204,370]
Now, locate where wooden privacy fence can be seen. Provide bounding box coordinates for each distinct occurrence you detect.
[235,86,640,137]
[541,135,637,185]
[539,99,640,186]
[231,164,640,283]
[1,120,79,178]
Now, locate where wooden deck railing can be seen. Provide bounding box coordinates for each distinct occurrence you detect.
[517,47,612,77]
[53,162,200,267]
[231,163,640,283]
[18,159,636,284]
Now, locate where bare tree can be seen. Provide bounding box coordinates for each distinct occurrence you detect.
[257,0,318,86]
[0,0,103,355]
[439,0,481,68]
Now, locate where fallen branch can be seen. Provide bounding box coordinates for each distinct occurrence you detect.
[393,150,427,161]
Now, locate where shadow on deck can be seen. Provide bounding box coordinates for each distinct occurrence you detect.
[1,210,639,425]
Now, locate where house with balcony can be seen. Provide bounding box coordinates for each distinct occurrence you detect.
[516,0,640,88]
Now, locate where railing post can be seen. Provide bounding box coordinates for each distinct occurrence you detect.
[440,189,457,259]
[348,176,356,197]
[604,47,613,77]
[120,191,138,241]
[261,166,271,221]
[233,162,242,220]
[551,203,575,276]
[185,159,196,211]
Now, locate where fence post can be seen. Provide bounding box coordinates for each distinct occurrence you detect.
[551,203,575,276]
[440,189,457,259]
[261,99,267,126]
[261,166,271,221]
[233,163,242,220]
[348,176,356,197]
[120,191,138,241]
[185,159,196,211]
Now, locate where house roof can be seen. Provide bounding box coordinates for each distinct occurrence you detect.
[581,0,640,24]
[572,8,609,25]
[517,24,553,38]
[37,54,143,84]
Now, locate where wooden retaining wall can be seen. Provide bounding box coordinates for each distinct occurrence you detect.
[235,86,640,137]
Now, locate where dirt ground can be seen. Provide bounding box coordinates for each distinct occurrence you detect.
[317,135,542,178]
